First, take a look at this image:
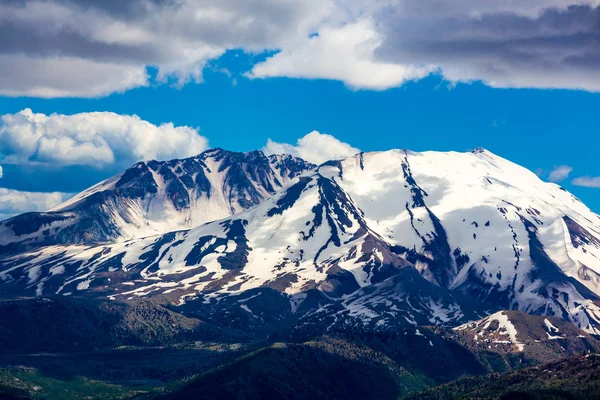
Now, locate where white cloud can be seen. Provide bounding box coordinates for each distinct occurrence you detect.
[263,131,360,164]
[0,109,209,168]
[0,188,73,221]
[548,165,573,182]
[572,176,600,188]
[250,19,433,90]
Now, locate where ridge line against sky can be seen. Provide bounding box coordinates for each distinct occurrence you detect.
[0,108,598,219]
[0,0,599,217]
[0,107,594,187]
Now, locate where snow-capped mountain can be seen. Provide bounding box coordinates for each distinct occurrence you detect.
[0,149,313,247]
[1,148,600,336]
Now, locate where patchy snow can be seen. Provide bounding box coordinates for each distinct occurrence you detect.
[240,304,257,318]
[544,318,560,333]
[76,279,92,290]
[456,311,525,352]
[546,332,563,340]
[290,293,308,313]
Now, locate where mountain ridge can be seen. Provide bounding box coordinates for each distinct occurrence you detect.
[0,148,314,248]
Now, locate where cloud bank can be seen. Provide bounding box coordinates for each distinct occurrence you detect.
[0,0,598,96]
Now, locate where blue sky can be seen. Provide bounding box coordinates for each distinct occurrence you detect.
[0,1,599,217]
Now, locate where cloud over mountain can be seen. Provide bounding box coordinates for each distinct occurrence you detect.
[263,131,360,164]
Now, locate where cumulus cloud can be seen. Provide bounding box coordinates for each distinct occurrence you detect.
[548,165,573,182]
[0,109,209,168]
[0,0,598,96]
[263,131,360,164]
[572,176,600,188]
[0,188,73,221]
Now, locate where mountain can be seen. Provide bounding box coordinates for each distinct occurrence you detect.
[449,310,600,367]
[162,343,600,400]
[405,353,600,400]
[0,148,313,248]
[1,147,600,339]
[157,336,460,400]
